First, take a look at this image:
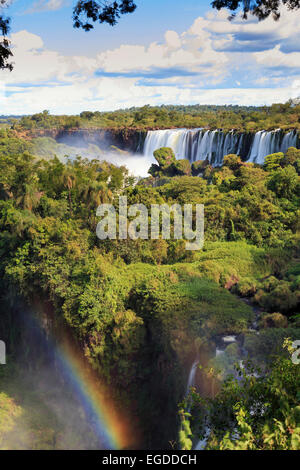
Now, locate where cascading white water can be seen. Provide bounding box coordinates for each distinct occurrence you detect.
[143,128,298,165]
[247,129,298,164]
[280,130,298,153]
[143,128,201,163]
[186,358,209,451]
[185,358,211,450]
[185,360,199,418]
[143,128,245,165]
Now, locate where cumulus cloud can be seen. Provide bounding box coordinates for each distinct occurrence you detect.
[254,45,300,70]
[1,5,300,114]
[165,30,182,49]
[2,30,96,84]
[191,6,300,54]
[94,34,228,82]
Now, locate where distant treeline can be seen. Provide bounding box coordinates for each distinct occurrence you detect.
[10,102,300,133]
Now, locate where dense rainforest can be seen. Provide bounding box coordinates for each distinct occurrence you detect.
[7,101,300,133]
[0,123,299,450]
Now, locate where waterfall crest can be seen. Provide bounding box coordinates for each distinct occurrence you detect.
[143,128,298,165]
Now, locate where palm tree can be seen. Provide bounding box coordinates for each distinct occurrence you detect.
[14,171,43,211]
[80,180,113,209]
[61,167,76,215]
[17,183,43,211]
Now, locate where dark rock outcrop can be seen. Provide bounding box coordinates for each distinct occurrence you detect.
[30,127,147,153]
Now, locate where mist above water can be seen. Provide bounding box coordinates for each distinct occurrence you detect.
[101,152,155,178]
[35,127,299,180]
[33,137,155,178]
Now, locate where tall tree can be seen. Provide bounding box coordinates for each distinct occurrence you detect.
[0,0,12,70]
[61,167,77,215]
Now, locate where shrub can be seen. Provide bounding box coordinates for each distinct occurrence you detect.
[260,312,288,329]
[191,160,209,176]
[223,154,242,171]
[263,152,284,172]
[153,147,176,169]
[171,159,191,176]
[234,278,257,297]
[255,281,298,313]
[267,166,299,199]
[282,147,300,167]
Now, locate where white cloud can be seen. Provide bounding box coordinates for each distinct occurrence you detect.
[165,30,181,49]
[26,0,68,13]
[1,30,96,84]
[1,5,300,114]
[3,82,299,115]
[254,44,300,69]
[95,34,228,81]
[190,6,300,53]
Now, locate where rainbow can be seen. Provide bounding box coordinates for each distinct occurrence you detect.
[26,303,135,450]
[55,338,131,450]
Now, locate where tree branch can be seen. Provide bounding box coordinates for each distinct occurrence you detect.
[73,0,137,31]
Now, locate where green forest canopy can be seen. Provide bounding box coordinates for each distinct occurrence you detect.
[0,126,299,448]
[9,102,300,133]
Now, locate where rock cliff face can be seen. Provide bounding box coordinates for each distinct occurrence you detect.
[30,128,147,152]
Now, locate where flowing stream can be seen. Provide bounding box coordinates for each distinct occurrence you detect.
[186,360,199,395]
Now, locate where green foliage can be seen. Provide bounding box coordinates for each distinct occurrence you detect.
[172,159,191,176]
[183,341,300,450]
[223,154,242,170]
[267,165,300,199]
[255,277,299,313]
[244,329,300,366]
[0,131,299,449]
[0,129,34,156]
[263,152,284,172]
[191,160,209,176]
[153,147,176,169]
[282,147,300,168]
[260,312,288,329]
[232,277,257,297]
[14,103,300,133]
[178,410,193,450]
[149,147,192,178]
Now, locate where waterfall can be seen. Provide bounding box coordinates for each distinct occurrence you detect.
[185,358,209,450]
[247,129,297,164]
[143,128,299,165]
[280,130,298,153]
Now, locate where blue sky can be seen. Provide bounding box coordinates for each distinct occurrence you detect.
[1,0,300,114]
[8,0,209,55]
